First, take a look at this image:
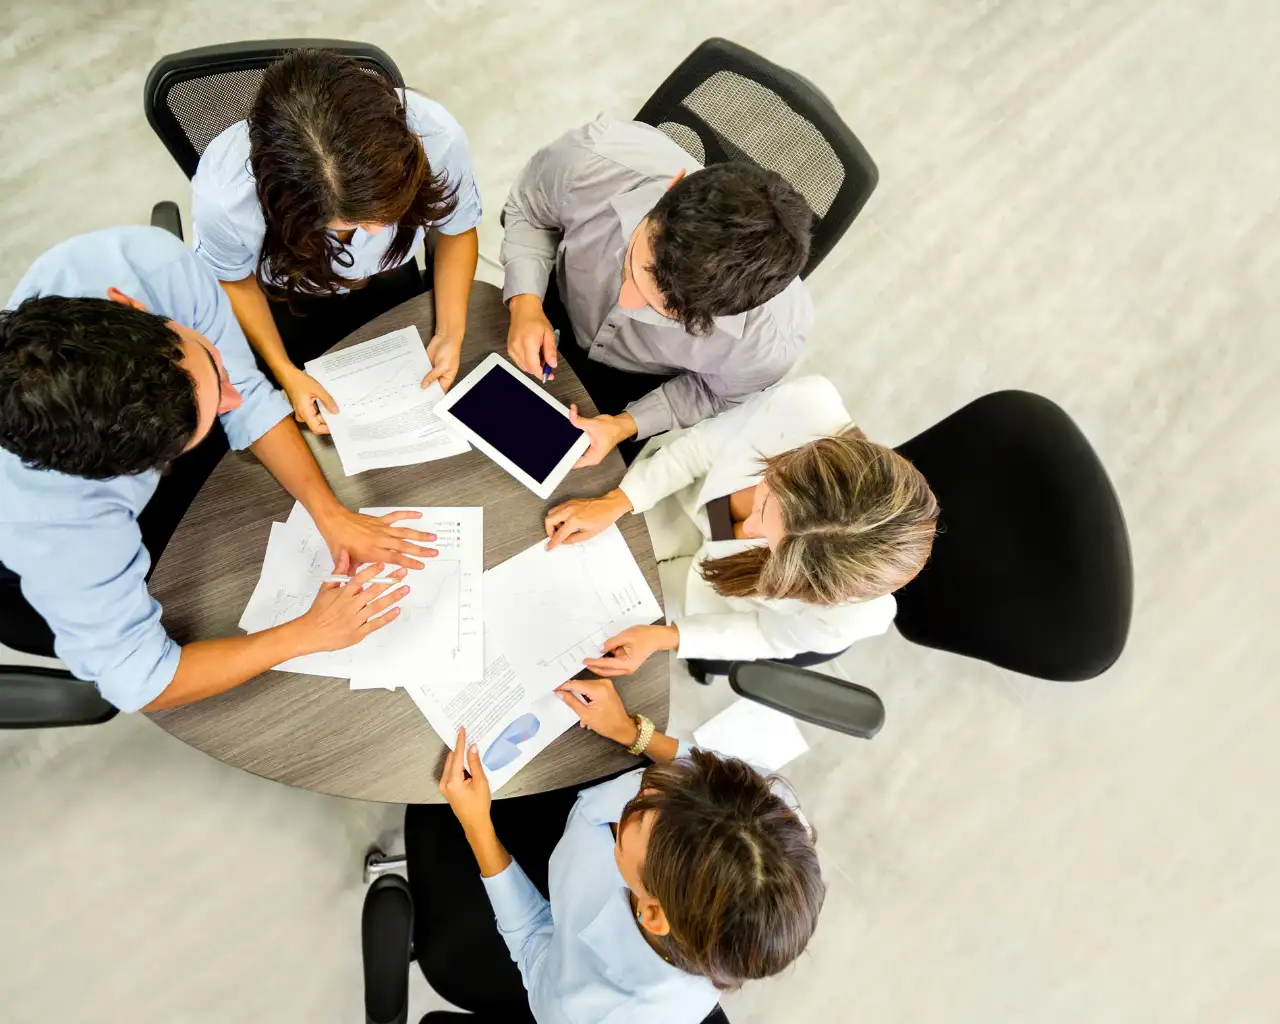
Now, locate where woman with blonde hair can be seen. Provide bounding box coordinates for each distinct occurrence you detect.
[545,376,939,678]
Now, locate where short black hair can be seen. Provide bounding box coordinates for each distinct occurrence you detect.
[646,162,813,336]
[0,296,198,479]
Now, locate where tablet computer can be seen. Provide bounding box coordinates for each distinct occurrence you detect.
[434,353,591,499]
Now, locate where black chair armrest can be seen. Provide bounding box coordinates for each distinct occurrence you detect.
[151,200,184,240]
[728,660,885,739]
[0,666,118,729]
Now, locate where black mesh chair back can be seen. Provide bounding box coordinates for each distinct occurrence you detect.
[1,666,118,729]
[144,39,405,179]
[635,37,878,278]
[894,391,1133,682]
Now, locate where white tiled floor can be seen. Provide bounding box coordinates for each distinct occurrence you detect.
[2,1,1277,1021]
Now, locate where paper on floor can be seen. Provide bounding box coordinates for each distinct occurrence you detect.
[693,698,809,772]
[304,326,470,475]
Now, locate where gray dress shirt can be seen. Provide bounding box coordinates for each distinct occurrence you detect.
[501,114,813,439]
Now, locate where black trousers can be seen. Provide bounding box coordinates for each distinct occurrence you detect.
[541,273,675,465]
[404,782,729,1024]
[264,258,430,376]
[0,422,231,659]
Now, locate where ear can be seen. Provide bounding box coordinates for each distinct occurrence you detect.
[665,169,687,191]
[106,287,149,313]
[638,898,671,937]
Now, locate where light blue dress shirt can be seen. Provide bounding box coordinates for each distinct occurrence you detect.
[0,226,291,711]
[482,757,722,1024]
[191,90,483,288]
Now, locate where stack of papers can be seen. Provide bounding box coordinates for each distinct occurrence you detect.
[238,509,662,792]
[238,502,483,688]
[304,326,470,475]
[402,524,664,791]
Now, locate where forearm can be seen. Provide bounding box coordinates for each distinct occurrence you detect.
[249,418,344,524]
[221,276,294,378]
[464,818,514,878]
[144,623,308,711]
[432,229,478,339]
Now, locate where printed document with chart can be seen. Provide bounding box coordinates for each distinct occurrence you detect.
[304,326,470,475]
[238,503,483,687]
[402,524,662,792]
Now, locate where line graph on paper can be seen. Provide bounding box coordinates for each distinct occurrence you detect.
[366,560,462,660]
[340,359,425,413]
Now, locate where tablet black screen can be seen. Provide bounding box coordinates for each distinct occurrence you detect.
[448,367,584,482]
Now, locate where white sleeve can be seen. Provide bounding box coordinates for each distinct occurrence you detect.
[676,596,897,662]
[191,162,259,282]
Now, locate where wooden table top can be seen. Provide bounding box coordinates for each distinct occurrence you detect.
[147,282,668,803]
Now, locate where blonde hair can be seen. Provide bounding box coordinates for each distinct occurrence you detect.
[698,428,939,604]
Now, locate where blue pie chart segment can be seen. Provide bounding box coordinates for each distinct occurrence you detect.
[484,713,542,771]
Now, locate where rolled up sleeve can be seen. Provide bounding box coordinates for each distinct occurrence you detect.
[481,859,555,991]
[8,514,179,712]
[501,126,590,304]
[430,124,483,235]
[191,177,258,282]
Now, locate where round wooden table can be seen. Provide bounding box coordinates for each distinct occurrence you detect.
[147,282,668,803]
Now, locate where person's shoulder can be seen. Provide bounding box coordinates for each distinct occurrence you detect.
[7,227,192,307]
[0,448,140,525]
[402,89,463,139]
[193,121,253,188]
[758,376,848,421]
[585,113,702,179]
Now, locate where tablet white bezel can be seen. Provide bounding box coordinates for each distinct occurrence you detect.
[434,353,591,500]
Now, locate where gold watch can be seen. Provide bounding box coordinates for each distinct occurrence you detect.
[626,714,655,756]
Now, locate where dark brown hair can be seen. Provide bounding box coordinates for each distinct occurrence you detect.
[698,428,939,603]
[247,49,457,304]
[646,162,812,335]
[619,749,825,990]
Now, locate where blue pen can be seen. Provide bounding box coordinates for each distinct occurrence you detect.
[541,329,561,384]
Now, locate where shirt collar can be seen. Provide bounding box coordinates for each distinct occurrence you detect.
[609,182,748,340]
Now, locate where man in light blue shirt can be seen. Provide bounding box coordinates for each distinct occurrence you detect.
[0,226,431,712]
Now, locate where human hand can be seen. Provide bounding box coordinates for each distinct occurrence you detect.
[554,676,638,747]
[439,726,493,833]
[293,557,410,652]
[581,624,679,678]
[568,406,637,469]
[507,294,558,378]
[279,367,338,435]
[544,489,633,549]
[423,332,463,392]
[317,508,438,570]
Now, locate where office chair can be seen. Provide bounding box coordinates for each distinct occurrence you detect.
[0,665,117,729]
[689,390,1133,733]
[635,37,879,279]
[143,39,404,239]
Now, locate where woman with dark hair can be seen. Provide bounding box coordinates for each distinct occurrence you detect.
[191,48,481,433]
[405,683,825,1023]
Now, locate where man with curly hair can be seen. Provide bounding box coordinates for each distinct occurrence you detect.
[0,227,435,713]
[502,115,815,465]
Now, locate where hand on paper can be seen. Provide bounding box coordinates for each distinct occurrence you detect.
[279,366,338,435]
[544,488,633,549]
[567,406,637,469]
[506,294,558,378]
[439,726,492,831]
[296,557,409,651]
[319,508,439,570]
[554,676,637,746]
[423,332,462,392]
[581,624,679,678]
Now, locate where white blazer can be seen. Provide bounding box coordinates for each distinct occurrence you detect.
[619,376,897,663]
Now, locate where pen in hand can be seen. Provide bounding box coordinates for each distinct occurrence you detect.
[541,329,561,385]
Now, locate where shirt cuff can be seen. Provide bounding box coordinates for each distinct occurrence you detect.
[481,858,549,932]
[624,390,673,440]
[503,257,553,305]
[97,633,181,713]
[675,613,765,662]
[220,392,292,451]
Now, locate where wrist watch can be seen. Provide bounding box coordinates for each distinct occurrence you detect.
[626,714,655,756]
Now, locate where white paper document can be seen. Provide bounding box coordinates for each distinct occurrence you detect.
[304,326,470,475]
[400,524,661,792]
[693,698,810,772]
[483,525,664,695]
[238,502,483,687]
